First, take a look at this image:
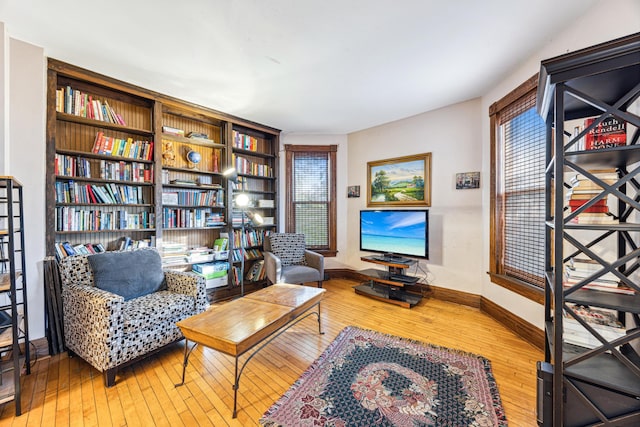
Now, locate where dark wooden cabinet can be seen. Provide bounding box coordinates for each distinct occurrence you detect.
[537,33,640,426]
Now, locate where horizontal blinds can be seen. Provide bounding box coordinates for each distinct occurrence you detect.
[501,92,546,287]
[293,152,330,248]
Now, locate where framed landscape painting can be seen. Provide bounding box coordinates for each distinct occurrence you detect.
[367,153,431,207]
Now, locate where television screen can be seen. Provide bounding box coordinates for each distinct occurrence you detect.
[360,209,429,259]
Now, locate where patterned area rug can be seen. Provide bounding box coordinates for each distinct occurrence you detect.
[260,326,507,426]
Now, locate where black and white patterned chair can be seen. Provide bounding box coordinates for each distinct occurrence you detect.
[59,247,207,386]
[263,233,324,288]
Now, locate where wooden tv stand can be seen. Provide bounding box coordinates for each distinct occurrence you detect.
[354,255,422,308]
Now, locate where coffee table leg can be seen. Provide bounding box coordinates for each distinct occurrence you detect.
[317,302,324,335]
[229,301,325,418]
[175,340,198,387]
[233,356,239,418]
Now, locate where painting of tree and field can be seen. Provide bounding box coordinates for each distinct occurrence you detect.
[367,154,431,206]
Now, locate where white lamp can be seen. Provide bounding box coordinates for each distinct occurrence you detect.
[234,193,263,297]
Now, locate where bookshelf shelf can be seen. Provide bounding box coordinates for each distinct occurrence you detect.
[538,33,640,426]
[56,112,153,136]
[55,229,156,234]
[55,149,155,164]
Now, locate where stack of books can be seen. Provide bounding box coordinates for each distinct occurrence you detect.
[564,257,635,295]
[192,261,229,289]
[563,303,625,349]
[566,169,618,224]
[245,260,266,282]
[161,242,188,266]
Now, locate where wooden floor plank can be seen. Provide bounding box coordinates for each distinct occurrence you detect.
[0,279,542,426]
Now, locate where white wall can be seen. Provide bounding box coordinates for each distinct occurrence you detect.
[480,0,640,328]
[278,133,350,269]
[347,99,483,293]
[0,23,8,174]
[8,38,46,339]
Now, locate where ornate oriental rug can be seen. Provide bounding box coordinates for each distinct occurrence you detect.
[260,326,507,426]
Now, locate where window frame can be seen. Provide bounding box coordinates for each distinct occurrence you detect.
[284,144,338,257]
[489,74,545,304]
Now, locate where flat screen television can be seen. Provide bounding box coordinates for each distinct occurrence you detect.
[360,209,429,259]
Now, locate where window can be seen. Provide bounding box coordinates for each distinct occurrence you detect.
[489,74,546,303]
[285,145,337,256]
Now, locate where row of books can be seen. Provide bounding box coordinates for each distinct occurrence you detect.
[56,207,154,232]
[568,116,627,151]
[92,132,154,161]
[566,169,619,224]
[55,181,147,205]
[231,248,263,262]
[118,236,154,251]
[54,154,91,178]
[233,154,273,177]
[564,257,636,295]
[54,241,107,260]
[161,189,224,207]
[232,130,261,151]
[100,160,153,183]
[162,208,224,229]
[56,86,127,126]
[233,228,270,248]
[245,260,266,282]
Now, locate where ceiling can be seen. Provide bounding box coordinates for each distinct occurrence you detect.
[1,0,599,134]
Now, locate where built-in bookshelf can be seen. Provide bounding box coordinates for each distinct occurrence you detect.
[48,66,157,254]
[157,105,228,285]
[229,126,278,292]
[46,59,280,302]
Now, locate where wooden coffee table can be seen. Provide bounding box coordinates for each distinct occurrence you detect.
[175,283,326,417]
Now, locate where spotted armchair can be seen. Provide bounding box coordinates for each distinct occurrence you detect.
[59,247,207,386]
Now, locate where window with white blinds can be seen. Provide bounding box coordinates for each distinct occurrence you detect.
[490,75,547,300]
[285,145,337,255]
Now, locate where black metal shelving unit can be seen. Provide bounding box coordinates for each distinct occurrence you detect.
[0,176,30,416]
[537,33,640,426]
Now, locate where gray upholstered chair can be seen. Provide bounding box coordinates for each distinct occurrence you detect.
[263,233,324,288]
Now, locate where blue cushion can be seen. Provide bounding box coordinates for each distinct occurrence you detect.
[88,249,165,301]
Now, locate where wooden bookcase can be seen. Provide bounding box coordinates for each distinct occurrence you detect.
[46,59,280,302]
[228,125,279,295]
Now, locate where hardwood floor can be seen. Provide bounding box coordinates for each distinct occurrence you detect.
[0,279,543,426]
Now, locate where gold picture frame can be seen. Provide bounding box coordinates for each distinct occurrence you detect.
[367,153,431,207]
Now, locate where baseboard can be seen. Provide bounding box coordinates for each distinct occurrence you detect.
[327,268,543,350]
[481,296,545,350]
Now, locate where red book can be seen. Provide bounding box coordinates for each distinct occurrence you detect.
[568,199,607,208]
[92,132,104,153]
[584,117,626,150]
[571,205,609,213]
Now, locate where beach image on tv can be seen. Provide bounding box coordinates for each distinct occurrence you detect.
[361,210,426,257]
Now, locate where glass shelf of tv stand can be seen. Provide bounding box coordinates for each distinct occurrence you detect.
[355,256,422,308]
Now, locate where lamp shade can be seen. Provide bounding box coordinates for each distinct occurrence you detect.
[235,193,250,207]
